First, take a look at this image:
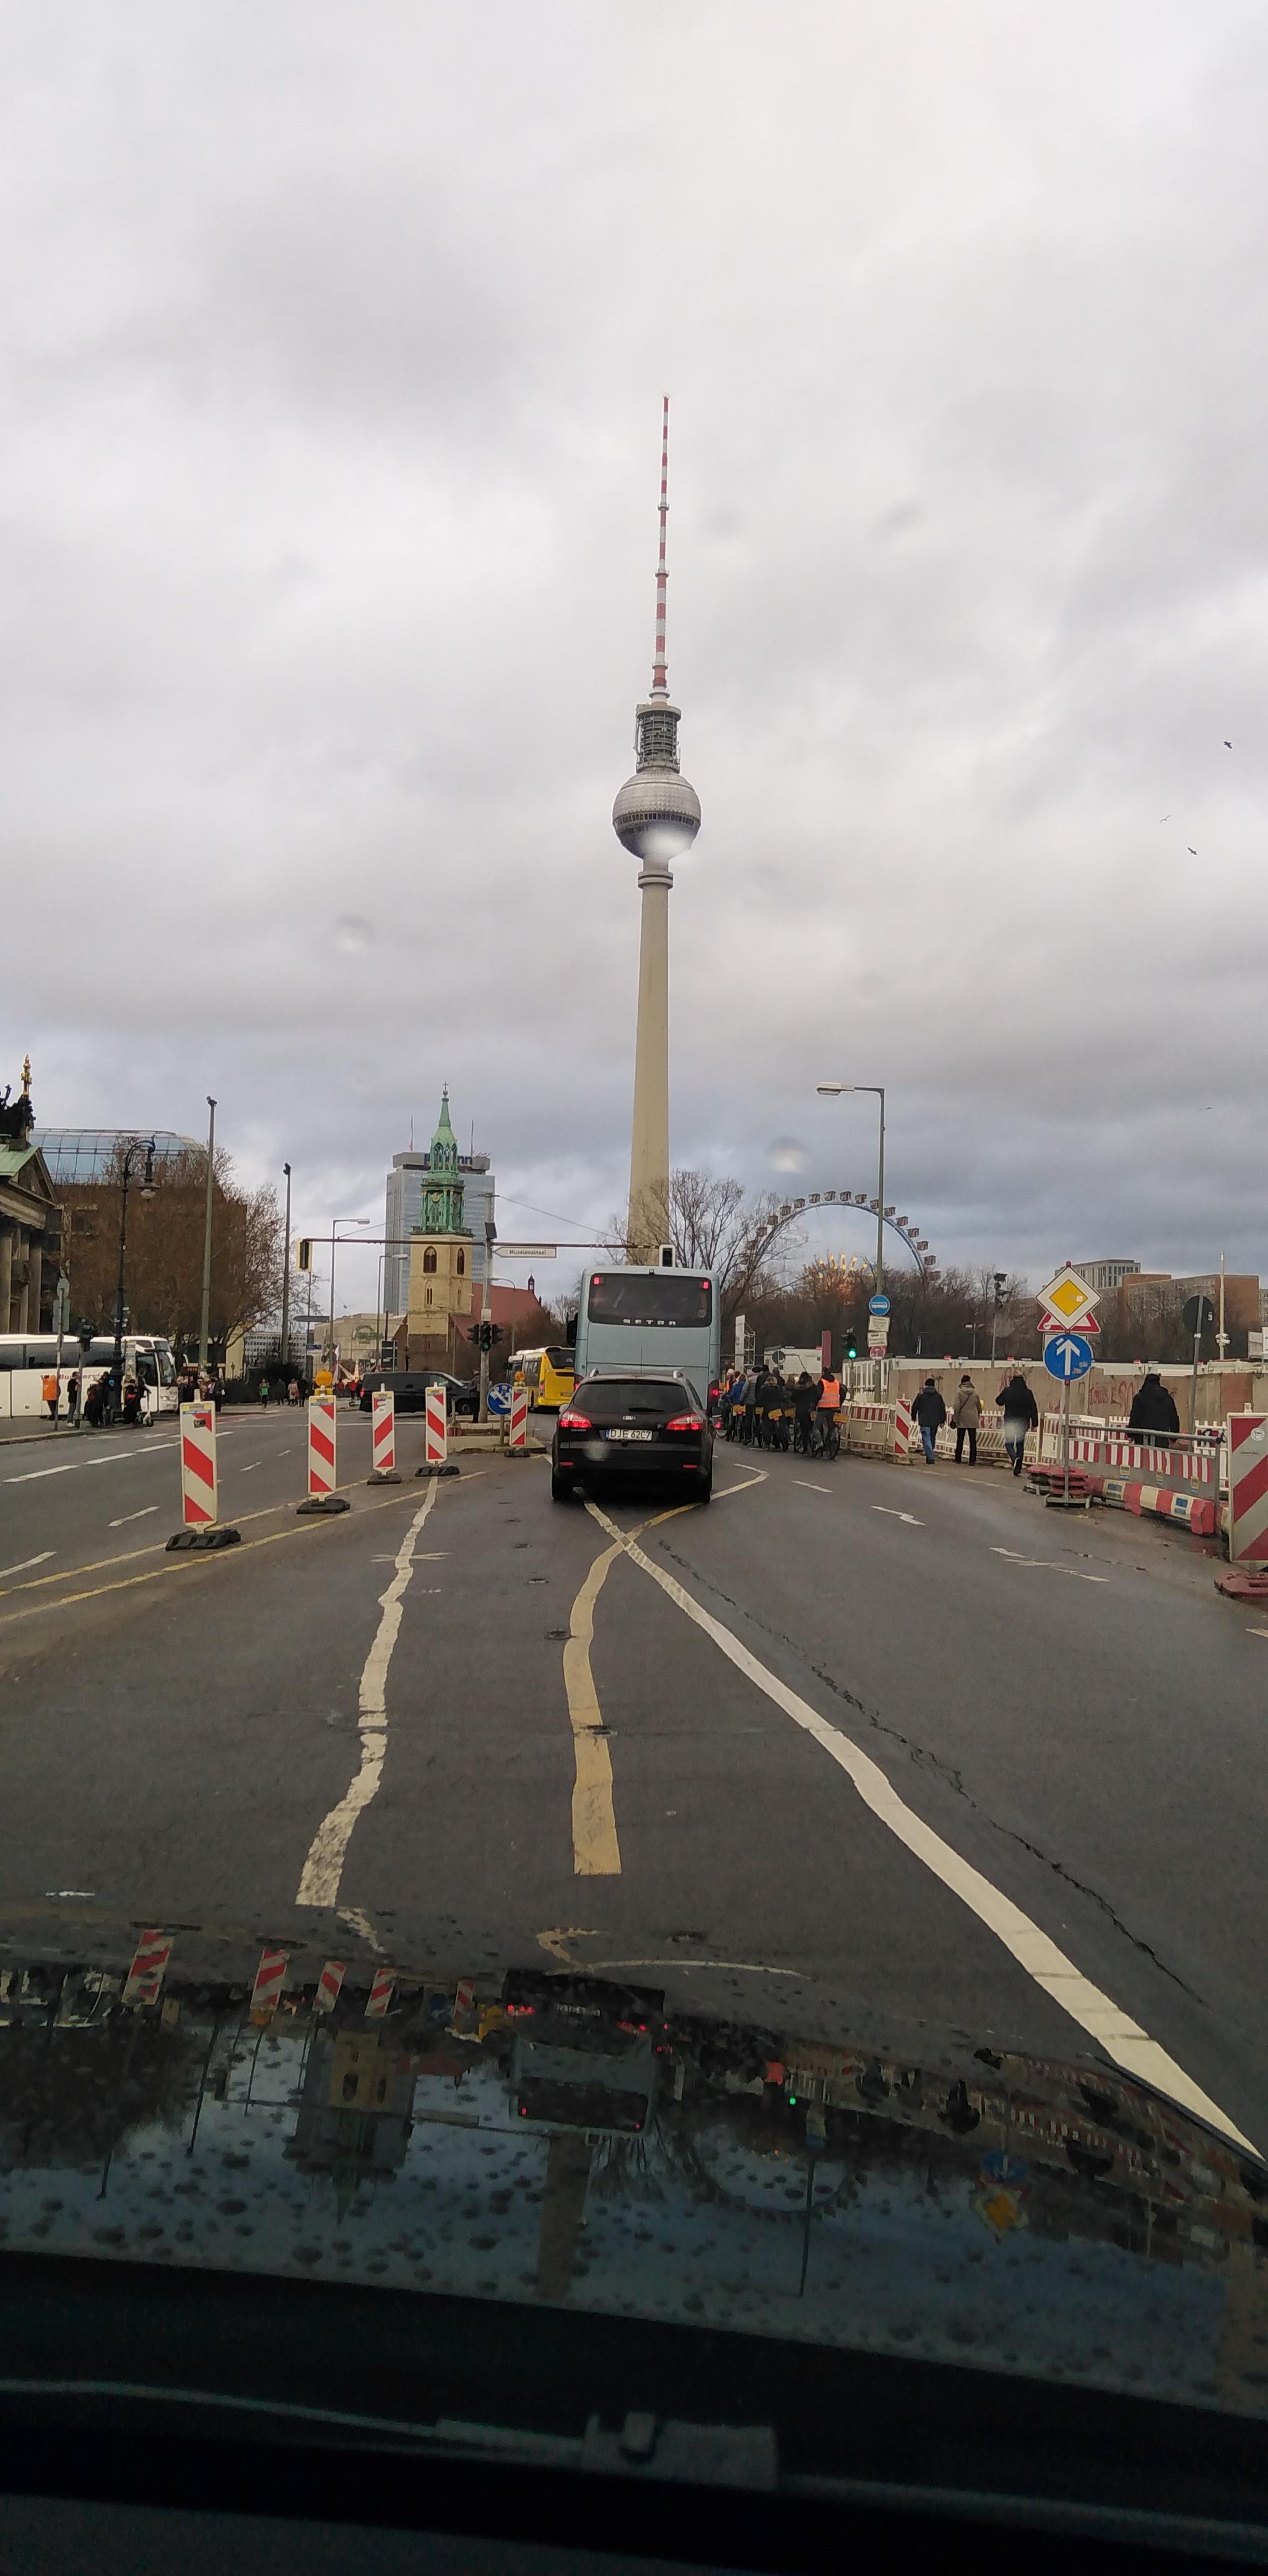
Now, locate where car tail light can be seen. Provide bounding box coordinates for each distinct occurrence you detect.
[664,1412,703,1431]
[558,1409,592,1429]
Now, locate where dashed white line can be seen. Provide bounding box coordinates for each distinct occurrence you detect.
[0,1552,53,1580]
[794,1481,833,1495]
[872,1505,924,1526]
[991,1547,1108,1584]
[108,1507,158,1529]
[240,1462,262,1474]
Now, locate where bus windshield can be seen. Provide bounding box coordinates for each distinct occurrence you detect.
[587,1274,712,1327]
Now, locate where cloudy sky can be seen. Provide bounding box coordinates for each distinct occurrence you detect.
[6,1,1267,1315]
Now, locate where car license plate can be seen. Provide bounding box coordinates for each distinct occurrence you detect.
[606,1429,654,1442]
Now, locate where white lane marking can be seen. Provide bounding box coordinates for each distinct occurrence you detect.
[108,1507,158,1529]
[277,1448,291,1456]
[4,1440,174,1482]
[1246,1627,1268,1642]
[4,1464,78,1484]
[0,1551,54,1579]
[587,1503,1256,2154]
[992,1547,1108,1584]
[337,1904,385,1955]
[295,1479,442,1907]
[872,1505,924,1526]
[240,1463,262,1474]
[591,1957,805,1976]
[714,1470,767,1499]
[794,1481,833,1495]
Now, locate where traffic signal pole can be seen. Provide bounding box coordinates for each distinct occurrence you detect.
[478,1219,495,1422]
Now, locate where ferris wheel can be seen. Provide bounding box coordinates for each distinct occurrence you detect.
[769,1187,939,1279]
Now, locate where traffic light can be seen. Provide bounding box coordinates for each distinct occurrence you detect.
[297,1238,313,1272]
[992,1271,1007,1307]
[466,1321,504,1352]
[845,1327,858,1359]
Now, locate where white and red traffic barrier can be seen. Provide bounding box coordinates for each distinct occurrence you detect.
[308,1395,336,1495]
[314,1959,345,2014]
[368,1390,399,1484]
[508,1384,529,1451]
[1226,1414,1268,1565]
[892,1398,912,1462]
[168,1403,241,1551]
[1095,1474,1219,1538]
[180,1401,217,1525]
[365,1967,396,2019]
[124,1929,172,2006]
[425,1384,447,1464]
[297,1392,350,1515]
[250,1945,289,2022]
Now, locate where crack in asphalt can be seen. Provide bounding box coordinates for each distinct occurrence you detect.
[651,1530,1203,2006]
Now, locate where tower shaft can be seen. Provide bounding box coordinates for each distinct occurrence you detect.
[627,860,672,1256]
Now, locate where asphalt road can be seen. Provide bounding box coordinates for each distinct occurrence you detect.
[0,1405,1264,2155]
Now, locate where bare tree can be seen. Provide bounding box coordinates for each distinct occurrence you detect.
[59,1142,284,1352]
[617,1171,790,1321]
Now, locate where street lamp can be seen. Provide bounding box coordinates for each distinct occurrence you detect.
[816,1084,886,1297]
[198,1096,216,1373]
[112,1136,157,1419]
[280,1161,292,1378]
[327,1219,370,1382]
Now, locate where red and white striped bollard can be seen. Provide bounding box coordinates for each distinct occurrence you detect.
[368,1388,400,1484]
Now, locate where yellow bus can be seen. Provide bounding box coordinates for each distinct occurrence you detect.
[510,1346,576,1409]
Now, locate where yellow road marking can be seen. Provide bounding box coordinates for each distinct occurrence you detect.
[563,1537,625,1876]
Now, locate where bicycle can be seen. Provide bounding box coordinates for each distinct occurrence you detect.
[812,1412,841,1461]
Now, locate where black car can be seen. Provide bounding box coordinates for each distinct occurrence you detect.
[551,1368,713,1503]
[358,1368,479,1417]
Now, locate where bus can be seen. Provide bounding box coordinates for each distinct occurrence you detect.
[0,1333,180,1421]
[571,1268,719,1397]
[508,1346,576,1410]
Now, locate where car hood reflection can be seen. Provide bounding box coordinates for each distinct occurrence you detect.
[0,1933,1263,2421]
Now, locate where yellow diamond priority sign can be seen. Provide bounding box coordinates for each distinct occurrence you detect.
[1036,1265,1100,1330]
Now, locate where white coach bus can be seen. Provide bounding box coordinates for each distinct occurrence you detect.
[0,1333,180,1421]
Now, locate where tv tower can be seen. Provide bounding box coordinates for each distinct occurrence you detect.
[612,396,701,1260]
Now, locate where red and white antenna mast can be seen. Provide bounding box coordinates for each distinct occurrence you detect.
[651,393,669,698]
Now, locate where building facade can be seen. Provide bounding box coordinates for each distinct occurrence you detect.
[384,1142,493,1314]
[406,1090,474,1369]
[1,1065,64,1335]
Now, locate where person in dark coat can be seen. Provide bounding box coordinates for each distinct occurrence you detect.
[792,1371,822,1455]
[1128,1372,1179,1440]
[911,1377,947,1463]
[997,1372,1038,1476]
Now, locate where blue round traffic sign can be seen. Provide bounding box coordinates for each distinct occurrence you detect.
[1043,1333,1094,1382]
[867,1294,890,1315]
[487,1382,511,1414]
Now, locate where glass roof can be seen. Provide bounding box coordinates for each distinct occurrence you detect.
[31,1129,199,1185]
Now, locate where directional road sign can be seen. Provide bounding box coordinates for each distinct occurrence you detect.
[867,1294,890,1315]
[498,1243,557,1261]
[487,1382,511,1415]
[1043,1333,1095,1382]
[1036,1265,1100,1330]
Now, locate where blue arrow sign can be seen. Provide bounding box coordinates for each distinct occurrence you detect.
[487,1382,511,1414]
[867,1294,890,1315]
[1043,1333,1094,1382]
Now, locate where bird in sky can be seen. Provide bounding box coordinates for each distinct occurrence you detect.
[1159,813,1169,821]
[1188,845,1197,855]
[1225,739,1232,747]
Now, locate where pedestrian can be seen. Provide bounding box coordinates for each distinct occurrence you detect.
[817,1366,841,1443]
[258,1374,271,1409]
[997,1371,1038,1476]
[1127,1372,1179,1442]
[207,1370,224,1412]
[121,1374,142,1427]
[65,1370,79,1422]
[288,1377,300,1408]
[911,1376,947,1463]
[41,1368,59,1422]
[83,1374,106,1429]
[741,1367,761,1447]
[792,1370,822,1455]
[950,1374,981,1466]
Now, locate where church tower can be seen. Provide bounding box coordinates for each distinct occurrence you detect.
[406,1087,473,1366]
